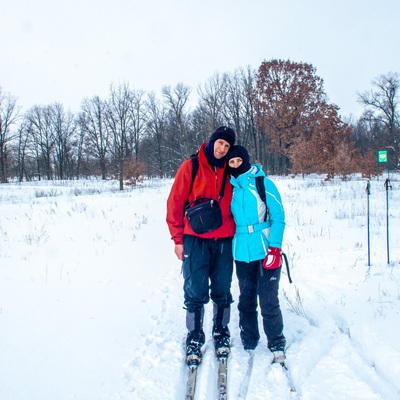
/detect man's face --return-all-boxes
[213,139,231,159]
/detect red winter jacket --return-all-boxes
[166,143,235,245]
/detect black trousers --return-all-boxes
[182,235,233,313]
[235,260,286,352]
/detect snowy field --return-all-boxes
[1,174,400,400]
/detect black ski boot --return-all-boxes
[186,329,205,366]
[213,325,230,358]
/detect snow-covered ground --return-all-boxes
[1,174,399,400]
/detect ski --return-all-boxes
[277,362,298,398]
[185,365,198,400]
[238,350,255,399]
[217,356,228,399]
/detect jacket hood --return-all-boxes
[231,164,265,187]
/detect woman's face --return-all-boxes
[228,157,243,168]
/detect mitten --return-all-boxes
[262,247,282,270]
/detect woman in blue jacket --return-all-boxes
[227,145,286,364]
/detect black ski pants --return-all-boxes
[182,235,233,315]
[235,260,286,352]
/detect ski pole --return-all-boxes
[366,180,371,267]
[282,252,292,284]
[384,178,392,264]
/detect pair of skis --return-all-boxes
[238,351,297,399]
[185,353,297,399]
[185,356,228,400]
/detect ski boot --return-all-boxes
[186,329,205,366]
[213,325,230,358]
[272,350,286,365]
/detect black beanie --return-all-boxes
[209,126,236,147]
[226,145,251,178]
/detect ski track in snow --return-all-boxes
[123,178,400,400]
[1,177,400,399]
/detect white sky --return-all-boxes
[2,0,400,118]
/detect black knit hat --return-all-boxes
[226,145,251,178]
[209,126,236,147]
[226,145,250,165]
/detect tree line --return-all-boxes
[1,59,399,188]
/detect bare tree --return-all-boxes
[197,72,227,131]
[74,118,86,179]
[358,72,400,167]
[51,103,76,179]
[13,121,30,181]
[351,110,387,156]
[128,89,147,162]
[221,71,242,134]
[143,92,168,176]
[105,83,134,190]
[162,83,192,172]
[0,88,20,182]
[223,67,258,153]
[25,105,56,180]
[239,67,259,156]
[79,96,109,179]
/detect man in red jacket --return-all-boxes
[166,126,236,366]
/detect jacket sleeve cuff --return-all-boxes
[173,237,183,245]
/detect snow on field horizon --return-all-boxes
[1,175,400,399]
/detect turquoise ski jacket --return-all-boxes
[230,164,285,263]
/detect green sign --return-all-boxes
[378,150,388,163]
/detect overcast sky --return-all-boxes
[2,0,399,119]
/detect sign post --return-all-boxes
[377,150,392,265]
[377,150,389,179]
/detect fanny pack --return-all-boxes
[185,198,222,234]
[184,164,228,234]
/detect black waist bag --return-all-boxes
[185,197,222,234]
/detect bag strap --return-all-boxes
[188,153,228,203]
[188,154,199,196]
[255,175,269,221]
[218,167,229,202]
